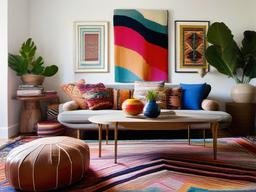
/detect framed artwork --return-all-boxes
[175,20,210,73]
[74,21,108,72]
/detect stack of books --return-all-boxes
[17,85,44,96]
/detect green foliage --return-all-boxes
[8,38,58,77]
[146,90,159,101]
[205,22,256,83]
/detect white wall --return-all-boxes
[0,0,9,138]
[7,0,29,137]
[29,0,256,106]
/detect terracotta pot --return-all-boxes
[21,74,45,85]
[231,83,255,103]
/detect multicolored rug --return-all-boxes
[1,137,256,191]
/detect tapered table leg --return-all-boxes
[188,124,191,145]
[114,123,118,164]
[98,124,102,157]
[203,129,206,147]
[211,122,218,160]
[106,125,109,145]
[77,130,80,139]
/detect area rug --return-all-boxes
[0,137,256,191]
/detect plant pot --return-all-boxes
[21,74,45,85]
[231,83,255,103]
[143,100,160,118]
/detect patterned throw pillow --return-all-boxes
[167,87,182,109]
[113,89,133,110]
[47,104,59,121]
[82,88,113,110]
[60,79,87,109]
[133,81,167,108]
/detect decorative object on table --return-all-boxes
[16,93,59,133]
[175,20,210,73]
[74,21,108,72]
[205,22,256,103]
[37,121,64,136]
[114,9,168,82]
[5,137,90,191]
[180,83,208,110]
[122,98,144,116]
[143,90,161,118]
[17,84,43,96]
[201,99,219,111]
[113,89,133,109]
[226,102,256,136]
[8,38,58,85]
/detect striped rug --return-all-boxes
[0,138,256,191]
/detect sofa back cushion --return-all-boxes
[167,87,182,109]
[113,89,133,110]
[180,83,207,110]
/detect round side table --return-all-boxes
[16,94,59,133]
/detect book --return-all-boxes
[18,84,43,90]
[17,89,43,96]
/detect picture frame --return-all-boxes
[175,20,210,73]
[74,21,108,73]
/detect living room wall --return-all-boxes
[28,0,256,104]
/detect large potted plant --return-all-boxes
[8,38,58,85]
[205,22,256,103]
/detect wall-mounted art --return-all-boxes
[175,20,209,73]
[114,9,168,82]
[74,21,108,72]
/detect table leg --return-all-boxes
[203,129,206,147]
[98,124,102,158]
[211,122,218,160]
[77,130,80,139]
[187,124,191,145]
[106,125,109,145]
[114,122,118,164]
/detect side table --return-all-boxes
[16,94,59,133]
[226,102,256,136]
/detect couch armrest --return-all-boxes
[59,101,79,112]
[201,99,220,111]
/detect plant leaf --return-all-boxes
[8,54,28,76]
[241,31,256,58]
[42,65,58,77]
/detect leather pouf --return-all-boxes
[5,136,90,191]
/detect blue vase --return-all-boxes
[143,100,160,118]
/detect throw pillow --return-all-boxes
[47,104,59,121]
[113,89,133,110]
[180,83,207,110]
[82,88,113,110]
[167,87,182,109]
[133,81,166,104]
[63,101,79,111]
[60,79,87,109]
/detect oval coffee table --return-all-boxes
[89,110,226,163]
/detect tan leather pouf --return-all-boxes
[5,136,90,191]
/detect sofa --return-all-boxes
[58,83,232,131]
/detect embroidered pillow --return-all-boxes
[60,79,87,109]
[82,88,113,110]
[167,87,182,109]
[113,89,133,110]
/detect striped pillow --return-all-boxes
[37,121,64,136]
[167,87,182,109]
[113,89,133,110]
[47,104,59,121]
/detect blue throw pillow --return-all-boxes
[180,83,207,110]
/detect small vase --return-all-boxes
[143,100,160,118]
[231,83,255,103]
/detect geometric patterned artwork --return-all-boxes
[175,20,209,73]
[114,9,168,82]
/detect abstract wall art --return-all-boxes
[74,21,108,72]
[175,20,209,73]
[114,9,168,82]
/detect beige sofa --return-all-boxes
[58,83,232,130]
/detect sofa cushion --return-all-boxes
[83,88,113,110]
[61,79,87,109]
[180,83,206,110]
[58,109,122,123]
[113,89,133,110]
[167,87,182,109]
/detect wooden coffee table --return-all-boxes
[88,111,223,163]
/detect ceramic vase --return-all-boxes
[122,99,144,116]
[143,100,160,118]
[231,83,255,103]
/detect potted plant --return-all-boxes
[143,90,161,118]
[8,38,58,85]
[205,22,256,103]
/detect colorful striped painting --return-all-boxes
[114,9,168,82]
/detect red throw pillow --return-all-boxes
[82,88,113,110]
